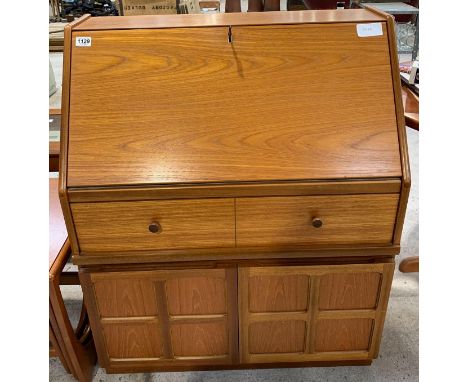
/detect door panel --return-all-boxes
[314,318,374,352]
[249,321,306,354]
[318,272,382,310]
[171,322,229,357]
[249,274,309,313]
[89,268,237,367]
[102,322,164,359]
[93,278,158,317]
[166,274,227,315]
[239,262,394,363]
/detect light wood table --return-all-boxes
[49,109,61,172]
[49,176,96,381]
[399,82,419,273]
[401,84,419,131]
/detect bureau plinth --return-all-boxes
[59,9,410,373]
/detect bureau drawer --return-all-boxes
[71,199,235,252]
[236,194,399,247]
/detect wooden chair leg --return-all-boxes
[60,271,80,285]
[75,301,88,340]
[225,0,241,12]
[50,304,76,376]
[248,0,264,11]
[50,278,96,381]
[49,322,72,374]
[399,256,419,273]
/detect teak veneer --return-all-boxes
[60,10,410,375]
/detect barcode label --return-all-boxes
[356,23,383,37]
[76,37,92,47]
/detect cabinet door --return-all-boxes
[83,268,238,370]
[238,262,394,363]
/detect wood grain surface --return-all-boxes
[71,198,235,252]
[225,0,241,13]
[371,8,411,245]
[63,12,407,371]
[93,278,159,317]
[67,179,402,203]
[171,322,228,357]
[86,268,236,364]
[249,275,309,313]
[239,262,394,363]
[49,177,68,268]
[249,320,306,354]
[314,318,373,352]
[59,15,91,256]
[236,194,399,247]
[399,257,419,273]
[73,10,386,31]
[68,22,400,187]
[166,275,227,315]
[402,84,419,130]
[102,322,164,359]
[318,272,381,310]
[73,245,401,266]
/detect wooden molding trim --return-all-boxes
[67,179,401,202]
[365,6,411,246]
[73,245,400,266]
[59,15,91,255]
[73,10,386,31]
[49,108,62,115]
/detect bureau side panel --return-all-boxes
[58,15,92,255]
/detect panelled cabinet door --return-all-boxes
[238,263,394,363]
[84,268,238,369]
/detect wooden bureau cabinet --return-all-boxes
[59,9,409,374]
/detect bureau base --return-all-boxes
[104,360,373,374]
[80,259,394,373]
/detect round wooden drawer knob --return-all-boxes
[312,217,323,228]
[148,222,162,234]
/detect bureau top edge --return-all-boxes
[72,10,387,31]
[66,177,402,191]
[65,178,402,203]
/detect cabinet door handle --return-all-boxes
[312,217,323,228]
[148,222,162,234]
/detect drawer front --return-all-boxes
[238,262,394,363]
[236,194,399,247]
[71,198,235,252]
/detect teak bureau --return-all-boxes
[59,9,410,374]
